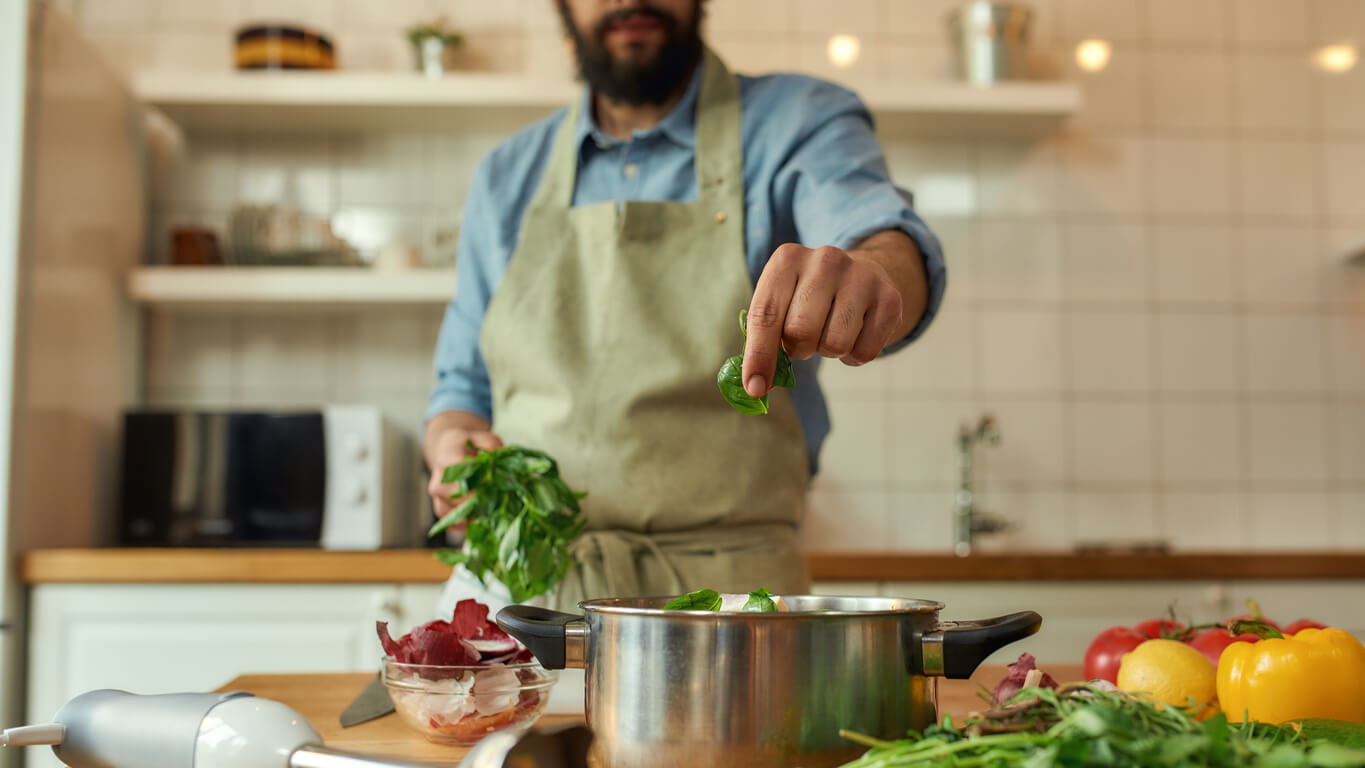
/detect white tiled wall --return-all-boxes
[67,0,1365,553]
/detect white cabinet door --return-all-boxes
[26,583,402,768]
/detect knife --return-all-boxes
[339,673,394,728]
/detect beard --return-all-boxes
[558,2,704,106]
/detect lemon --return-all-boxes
[1117,638,1218,718]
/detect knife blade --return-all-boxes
[339,673,394,728]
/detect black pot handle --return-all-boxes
[496,605,587,671]
[922,610,1042,679]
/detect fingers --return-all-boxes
[816,282,869,361]
[843,282,903,365]
[428,430,502,522]
[750,243,905,383]
[428,473,456,518]
[782,246,843,360]
[742,245,800,397]
[466,431,504,454]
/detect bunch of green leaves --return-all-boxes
[717,309,795,415]
[663,587,778,612]
[429,443,587,603]
[838,684,1365,768]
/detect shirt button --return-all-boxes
[623,162,640,179]
[714,211,728,224]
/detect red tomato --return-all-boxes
[1188,627,1260,668]
[1134,618,1186,639]
[1228,613,1281,631]
[1083,626,1148,683]
[1284,619,1328,635]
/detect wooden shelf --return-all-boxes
[126,266,455,309]
[21,548,1365,585]
[133,70,1080,137]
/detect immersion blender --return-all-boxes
[0,689,587,768]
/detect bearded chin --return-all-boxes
[561,4,705,106]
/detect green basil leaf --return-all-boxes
[530,478,560,516]
[717,354,768,415]
[773,349,795,389]
[427,492,480,537]
[721,309,794,413]
[664,588,723,611]
[433,548,468,567]
[439,459,480,486]
[743,588,778,612]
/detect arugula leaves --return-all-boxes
[717,309,796,415]
[430,443,587,604]
[838,684,1365,768]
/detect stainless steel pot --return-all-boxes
[498,596,1041,768]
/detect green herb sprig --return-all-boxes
[429,443,587,604]
[838,684,1365,768]
[718,309,795,415]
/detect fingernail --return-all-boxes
[747,375,766,396]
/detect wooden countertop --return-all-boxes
[20,548,1365,585]
[219,663,1075,765]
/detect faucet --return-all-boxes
[954,413,1009,557]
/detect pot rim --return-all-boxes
[575,595,947,618]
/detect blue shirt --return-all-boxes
[428,66,948,474]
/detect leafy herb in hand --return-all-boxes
[718,309,796,415]
[429,443,587,604]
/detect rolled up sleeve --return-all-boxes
[426,159,500,424]
[776,83,947,350]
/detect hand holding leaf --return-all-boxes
[718,309,795,415]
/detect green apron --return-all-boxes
[478,50,811,609]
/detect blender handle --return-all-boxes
[496,605,588,670]
[921,611,1042,679]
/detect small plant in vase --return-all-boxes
[407,16,463,78]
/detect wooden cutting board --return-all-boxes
[218,664,1085,765]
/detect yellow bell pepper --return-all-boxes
[1217,627,1365,724]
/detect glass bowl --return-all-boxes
[381,656,559,745]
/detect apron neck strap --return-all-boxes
[535,48,742,209]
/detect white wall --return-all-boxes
[65,0,1365,553]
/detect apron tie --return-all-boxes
[567,529,687,599]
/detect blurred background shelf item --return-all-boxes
[227,204,357,267]
[234,24,336,71]
[132,71,1081,138]
[125,266,456,309]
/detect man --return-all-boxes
[426,0,946,611]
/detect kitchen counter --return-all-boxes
[20,548,1365,584]
[218,663,1077,765]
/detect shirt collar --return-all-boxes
[574,61,703,153]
